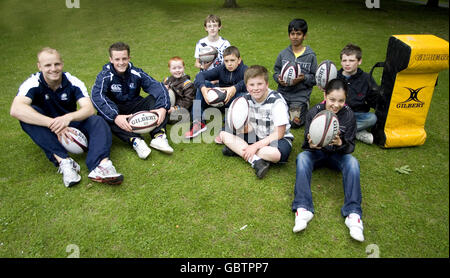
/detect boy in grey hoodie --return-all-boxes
[273,18,318,128]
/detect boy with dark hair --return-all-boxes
[91,42,173,160]
[185,46,248,139]
[219,65,293,179]
[194,14,231,72]
[273,18,318,128]
[337,43,379,144]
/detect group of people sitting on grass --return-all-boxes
[11,16,381,242]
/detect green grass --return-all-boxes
[0,0,448,258]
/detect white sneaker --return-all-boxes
[356,130,373,144]
[345,213,365,242]
[293,208,314,233]
[132,137,151,159]
[57,158,81,187]
[150,133,174,154]
[88,159,124,185]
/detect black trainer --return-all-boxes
[222,146,237,156]
[253,159,270,179]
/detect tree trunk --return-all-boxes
[426,0,439,7]
[223,0,238,8]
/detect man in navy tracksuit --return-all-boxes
[10,47,124,187]
[91,42,173,160]
[185,46,248,140]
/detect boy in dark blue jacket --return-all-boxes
[185,46,248,140]
[91,42,173,159]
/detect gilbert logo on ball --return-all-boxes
[128,111,159,134]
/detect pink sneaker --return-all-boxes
[185,121,207,139]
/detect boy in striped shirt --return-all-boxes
[218,65,293,179]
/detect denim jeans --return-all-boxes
[291,150,363,218]
[354,112,377,132]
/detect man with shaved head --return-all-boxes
[10,47,124,187]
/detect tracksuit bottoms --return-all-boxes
[20,105,112,172]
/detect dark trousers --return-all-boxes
[109,95,169,145]
[20,106,112,171]
[191,81,246,124]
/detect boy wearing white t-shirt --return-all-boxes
[194,14,231,72]
[219,65,294,179]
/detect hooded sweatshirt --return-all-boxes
[273,45,318,105]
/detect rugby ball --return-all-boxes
[59,127,88,154]
[206,88,227,107]
[128,111,159,134]
[280,61,301,86]
[199,45,218,63]
[168,88,176,107]
[315,60,337,89]
[226,96,249,131]
[309,110,339,147]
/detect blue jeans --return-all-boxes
[291,150,363,218]
[354,112,377,132]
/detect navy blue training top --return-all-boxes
[17,72,89,118]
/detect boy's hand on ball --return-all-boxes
[277,75,288,86]
[292,74,305,85]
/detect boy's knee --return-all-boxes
[369,113,377,126]
[272,150,282,163]
[345,155,360,171]
[296,152,308,164]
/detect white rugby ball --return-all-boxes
[206,88,227,107]
[128,111,159,134]
[168,88,176,107]
[199,45,218,63]
[280,61,301,86]
[59,127,88,154]
[226,96,249,131]
[315,60,337,89]
[309,110,339,147]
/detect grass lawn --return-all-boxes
[0,0,448,258]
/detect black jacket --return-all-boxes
[302,102,356,154]
[337,68,379,113]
